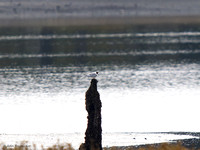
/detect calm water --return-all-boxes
[0,24,200,147]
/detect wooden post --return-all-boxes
[79,79,102,150]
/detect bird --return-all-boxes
[87,72,98,78]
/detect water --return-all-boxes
[0,24,200,147]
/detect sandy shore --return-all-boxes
[106,132,200,150]
[0,0,200,27]
[106,133,200,150]
[113,138,200,150]
[1,132,199,149]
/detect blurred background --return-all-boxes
[0,0,200,148]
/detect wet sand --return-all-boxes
[114,138,200,150]
[105,132,200,150]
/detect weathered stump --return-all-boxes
[79,79,102,150]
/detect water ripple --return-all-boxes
[0,49,199,59]
[0,32,200,41]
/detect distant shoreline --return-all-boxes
[1,15,200,27]
[1,0,200,27]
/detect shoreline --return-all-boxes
[1,0,200,27]
[0,132,199,149]
[1,137,200,150]
[111,138,200,150]
[105,132,200,150]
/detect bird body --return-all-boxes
[87,72,98,78]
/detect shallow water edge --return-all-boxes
[0,132,199,149]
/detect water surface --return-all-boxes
[0,24,200,147]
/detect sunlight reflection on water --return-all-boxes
[0,26,200,147]
[0,62,200,134]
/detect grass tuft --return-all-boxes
[1,141,199,150]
